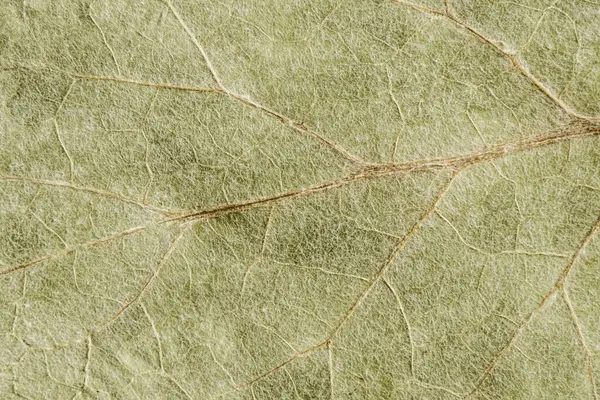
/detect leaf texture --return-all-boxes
[1,0,600,398]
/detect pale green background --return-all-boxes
[1,0,600,398]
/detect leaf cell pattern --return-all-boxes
[1,0,600,399]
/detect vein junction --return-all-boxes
[2,122,599,277]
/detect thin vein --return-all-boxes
[53,120,75,183]
[101,226,188,329]
[498,250,568,258]
[73,73,222,93]
[327,171,459,339]
[283,368,301,398]
[164,0,223,88]
[73,69,367,164]
[466,215,600,396]
[235,341,329,390]
[436,210,491,256]
[141,91,158,203]
[390,0,596,121]
[170,125,600,224]
[518,0,558,51]
[31,212,68,248]
[2,126,598,278]
[241,207,274,300]
[222,91,368,165]
[412,379,463,398]
[563,288,599,400]
[17,61,592,162]
[467,108,488,147]
[165,373,194,400]
[55,79,76,116]
[253,321,298,353]
[386,66,406,163]
[231,171,459,392]
[383,277,416,378]
[141,303,165,373]
[0,225,146,277]
[108,0,369,165]
[208,345,237,386]
[53,79,77,183]
[88,9,121,75]
[276,261,370,282]
[0,175,175,215]
[328,341,335,400]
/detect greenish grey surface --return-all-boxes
[1,0,600,398]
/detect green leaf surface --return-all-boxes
[1,0,600,398]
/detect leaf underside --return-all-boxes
[1,0,600,399]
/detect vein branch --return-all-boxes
[141,303,165,373]
[2,125,598,279]
[72,73,223,93]
[17,60,597,164]
[53,120,75,183]
[0,175,175,215]
[466,215,600,396]
[54,79,77,182]
[164,0,223,88]
[88,7,122,75]
[235,341,329,391]
[216,126,600,393]
[101,225,189,329]
[76,69,367,164]
[327,170,459,339]
[563,287,599,400]
[0,225,146,277]
[170,124,600,224]
[390,0,596,121]
[229,170,459,392]
[159,2,368,165]
[383,277,416,378]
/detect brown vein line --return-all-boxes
[168,178,351,223]
[0,173,396,278]
[170,126,600,223]
[100,225,189,330]
[71,73,223,94]
[223,91,369,165]
[235,341,329,391]
[43,66,600,166]
[212,127,599,394]
[0,175,175,215]
[2,127,598,278]
[390,0,595,121]
[563,288,599,400]
[229,171,459,393]
[466,215,600,397]
[386,126,600,172]
[327,170,459,339]
[72,70,367,165]
[162,0,367,165]
[0,226,145,277]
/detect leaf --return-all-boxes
[1,0,600,398]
